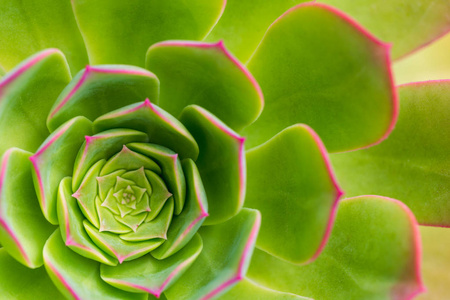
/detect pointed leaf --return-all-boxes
[321,0,450,59]
[246,124,342,264]
[31,117,93,225]
[127,143,186,215]
[331,81,450,225]
[47,65,159,131]
[165,208,261,300]
[84,221,164,264]
[144,171,172,221]
[0,49,71,157]
[57,177,117,266]
[0,248,64,299]
[94,100,199,160]
[180,105,246,225]
[152,159,208,260]
[243,3,397,152]
[72,0,225,66]
[248,196,424,300]
[0,0,88,75]
[146,41,263,132]
[101,145,161,176]
[205,0,308,62]
[0,148,55,268]
[72,128,148,190]
[101,233,202,297]
[43,229,147,300]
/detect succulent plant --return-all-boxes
[0,1,448,300]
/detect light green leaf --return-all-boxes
[31,117,93,225]
[248,196,424,300]
[331,81,450,225]
[94,100,199,160]
[47,65,159,132]
[320,0,450,59]
[43,229,147,300]
[0,248,64,299]
[205,0,308,62]
[243,3,396,152]
[0,148,55,268]
[180,105,245,225]
[0,49,71,157]
[246,124,342,264]
[101,233,202,298]
[146,40,263,132]
[101,145,161,176]
[57,177,118,266]
[165,208,261,300]
[72,0,225,66]
[0,0,88,75]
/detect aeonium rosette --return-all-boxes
[0,44,262,299]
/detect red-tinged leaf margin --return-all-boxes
[249,2,399,153]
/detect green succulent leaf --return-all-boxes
[146,40,263,132]
[101,233,202,297]
[0,0,88,75]
[47,65,159,132]
[57,177,118,266]
[93,100,199,160]
[152,159,208,260]
[31,117,93,225]
[419,226,450,299]
[72,128,148,191]
[72,0,225,66]
[43,229,147,300]
[127,143,186,215]
[0,148,55,268]
[246,124,342,264]
[331,81,450,225]
[0,248,64,299]
[223,278,310,300]
[248,196,424,300]
[180,105,245,225]
[242,3,396,153]
[320,0,450,59]
[165,208,261,300]
[205,0,308,62]
[0,49,71,157]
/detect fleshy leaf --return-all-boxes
[165,208,261,300]
[57,177,118,266]
[101,233,202,297]
[47,65,159,132]
[248,196,424,300]
[418,226,450,299]
[331,81,450,225]
[223,278,309,300]
[0,0,88,75]
[101,145,161,176]
[152,159,208,260]
[246,124,342,264]
[31,117,93,225]
[205,0,308,62]
[84,221,164,264]
[144,171,173,221]
[0,148,55,268]
[127,143,185,215]
[146,40,263,132]
[180,105,245,225]
[243,3,396,152]
[121,198,174,242]
[72,160,106,228]
[320,0,450,59]
[43,229,147,300]
[72,0,225,66]
[72,128,148,191]
[93,100,199,160]
[0,248,64,299]
[0,49,71,157]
